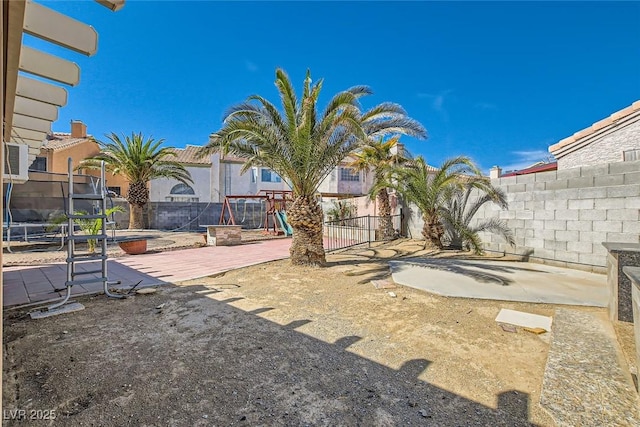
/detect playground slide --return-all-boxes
[276,210,293,236]
[280,211,294,235]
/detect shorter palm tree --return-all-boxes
[392,156,481,249]
[348,136,411,240]
[80,133,193,229]
[325,200,357,226]
[440,178,515,254]
[50,206,124,253]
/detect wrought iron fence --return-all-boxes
[324,213,402,252]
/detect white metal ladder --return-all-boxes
[47,158,124,310]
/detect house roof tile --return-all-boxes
[42,133,94,151]
[549,100,640,158]
[167,145,211,165]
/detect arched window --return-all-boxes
[166,183,198,202]
[170,183,195,195]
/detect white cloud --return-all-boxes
[245,60,258,72]
[416,90,452,112]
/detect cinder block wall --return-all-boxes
[111,201,277,231]
[470,160,640,272]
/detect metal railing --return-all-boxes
[324,213,402,252]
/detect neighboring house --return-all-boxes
[549,100,640,169]
[208,153,375,202]
[208,152,290,202]
[149,146,214,203]
[202,133,383,201]
[151,138,408,203]
[34,120,129,196]
[316,156,375,198]
[490,161,557,179]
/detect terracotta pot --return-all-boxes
[118,239,147,255]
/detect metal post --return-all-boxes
[367,214,371,248]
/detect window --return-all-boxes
[623,149,640,161]
[251,167,258,183]
[261,169,281,183]
[167,183,198,202]
[170,183,195,195]
[339,167,360,182]
[30,156,47,172]
[107,186,121,197]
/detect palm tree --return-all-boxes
[392,156,482,249]
[325,200,357,225]
[440,178,515,254]
[353,103,427,240]
[348,136,412,240]
[79,133,193,229]
[199,68,371,265]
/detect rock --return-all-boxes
[419,409,430,418]
[388,292,397,298]
[136,287,156,295]
[371,280,396,289]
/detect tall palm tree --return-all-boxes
[392,156,482,249]
[79,132,193,229]
[440,177,515,254]
[199,68,371,265]
[348,136,411,240]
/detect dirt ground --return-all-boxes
[2,237,612,426]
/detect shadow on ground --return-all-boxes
[3,283,539,426]
[389,257,553,287]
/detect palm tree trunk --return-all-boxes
[422,213,444,249]
[377,188,395,241]
[129,204,145,229]
[127,181,149,230]
[287,196,326,266]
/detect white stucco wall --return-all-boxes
[316,166,375,195]
[557,118,640,169]
[218,162,290,200]
[149,165,213,203]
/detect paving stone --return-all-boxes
[541,309,640,427]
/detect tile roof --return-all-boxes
[220,153,248,163]
[501,162,557,177]
[549,100,640,158]
[41,133,95,151]
[167,145,211,165]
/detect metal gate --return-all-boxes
[324,213,402,252]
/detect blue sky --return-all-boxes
[30,1,640,173]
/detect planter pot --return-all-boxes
[118,239,147,255]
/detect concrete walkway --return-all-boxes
[540,309,639,426]
[390,258,609,307]
[3,239,292,308]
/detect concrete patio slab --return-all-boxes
[390,258,608,306]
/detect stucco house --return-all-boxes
[148,146,214,203]
[209,153,290,202]
[549,100,640,169]
[33,120,129,195]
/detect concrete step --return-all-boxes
[540,308,640,426]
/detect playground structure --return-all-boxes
[219,190,293,236]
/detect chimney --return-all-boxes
[489,166,502,179]
[71,120,87,138]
